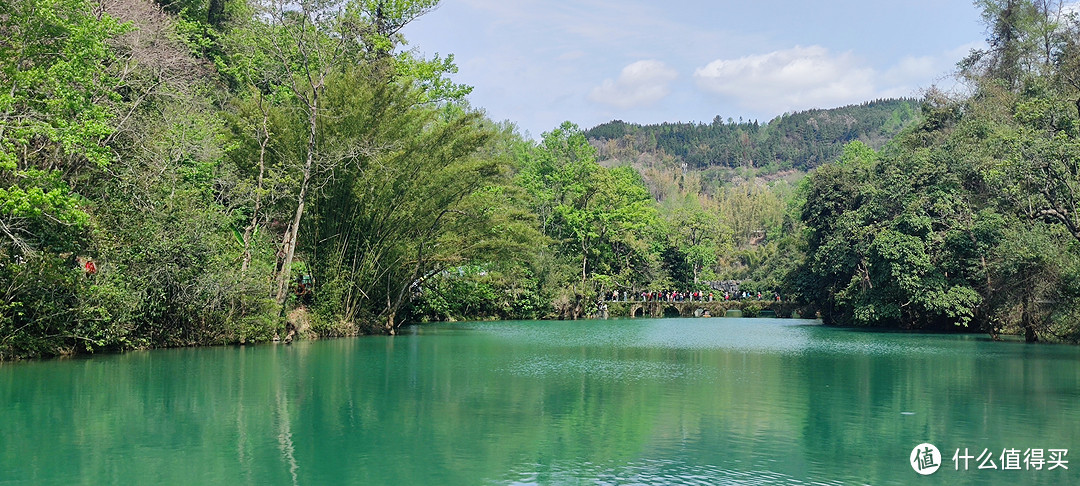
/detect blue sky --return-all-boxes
[401,0,990,137]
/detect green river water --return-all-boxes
[2,317,1079,485]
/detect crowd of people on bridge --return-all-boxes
[604,290,783,303]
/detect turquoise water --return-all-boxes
[2,318,1079,485]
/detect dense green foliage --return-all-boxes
[0,0,505,358]
[794,0,1080,342]
[4,0,1079,359]
[585,99,920,172]
[0,0,281,359]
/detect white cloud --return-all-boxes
[692,43,987,116]
[693,46,877,114]
[589,60,679,109]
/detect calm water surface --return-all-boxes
[2,318,1079,485]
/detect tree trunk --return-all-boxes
[242,99,269,273]
[1022,294,1038,342]
[275,98,318,305]
[581,251,587,289]
[275,184,307,304]
[580,236,589,292]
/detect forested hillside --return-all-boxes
[585,99,920,172]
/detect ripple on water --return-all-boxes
[500,356,704,382]
[503,458,848,486]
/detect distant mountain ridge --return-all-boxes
[585,98,921,172]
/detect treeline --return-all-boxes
[794,0,1080,342]
[585,99,920,172]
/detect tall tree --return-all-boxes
[519,122,659,308]
[306,71,501,332]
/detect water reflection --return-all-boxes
[1,318,1079,485]
[276,386,299,486]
